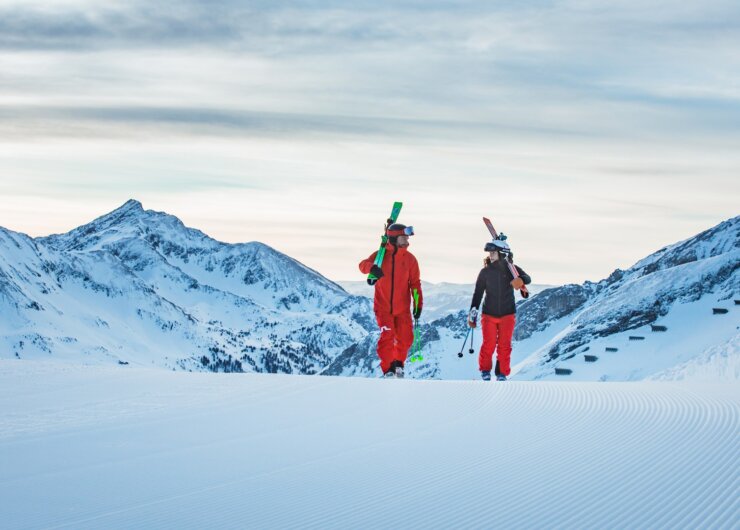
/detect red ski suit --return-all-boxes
[359,244,423,374]
[479,314,515,375]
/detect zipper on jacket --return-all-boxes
[390,247,397,314]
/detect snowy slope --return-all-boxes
[40,199,350,313]
[0,200,372,373]
[1,360,737,529]
[512,215,739,381]
[328,216,739,381]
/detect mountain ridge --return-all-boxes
[1,200,370,373]
[2,202,737,381]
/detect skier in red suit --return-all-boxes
[359,224,423,378]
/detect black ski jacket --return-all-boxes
[471,260,531,317]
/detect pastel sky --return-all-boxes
[0,0,738,284]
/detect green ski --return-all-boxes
[366,201,403,286]
[409,288,424,362]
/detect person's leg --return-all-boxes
[478,314,499,373]
[375,312,396,374]
[495,314,516,376]
[393,312,415,366]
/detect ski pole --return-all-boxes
[457,327,471,358]
[410,318,424,362]
[409,290,424,362]
[469,326,475,354]
[416,319,423,361]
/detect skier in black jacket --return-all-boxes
[469,239,531,381]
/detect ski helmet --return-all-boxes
[484,239,511,254]
[386,223,414,244]
[386,223,414,237]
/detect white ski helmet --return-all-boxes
[484,239,511,254]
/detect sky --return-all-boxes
[0,0,738,285]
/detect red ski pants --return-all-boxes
[478,313,516,376]
[375,311,414,374]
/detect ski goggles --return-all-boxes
[485,240,511,253]
[387,226,414,237]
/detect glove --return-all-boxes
[370,265,384,279]
[511,277,524,289]
[468,308,478,328]
[413,305,422,319]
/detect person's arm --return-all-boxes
[471,269,486,309]
[359,251,379,275]
[468,269,486,327]
[409,256,423,318]
[514,265,531,285]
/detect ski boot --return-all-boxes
[496,374,507,381]
[393,360,405,379]
[481,371,491,381]
[385,361,404,379]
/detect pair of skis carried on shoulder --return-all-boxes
[366,201,403,286]
[482,216,529,299]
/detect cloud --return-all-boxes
[1,0,737,146]
[0,0,738,283]
[0,3,238,50]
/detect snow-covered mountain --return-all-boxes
[328,216,739,381]
[2,202,736,381]
[0,200,372,373]
[512,215,739,381]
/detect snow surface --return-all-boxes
[512,295,740,382]
[649,331,740,382]
[1,360,738,529]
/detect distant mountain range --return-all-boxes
[0,200,371,373]
[1,200,737,381]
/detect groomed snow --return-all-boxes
[1,361,738,529]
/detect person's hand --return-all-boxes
[413,305,422,319]
[511,277,524,289]
[370,265,384,279]
[468,308,478,328]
